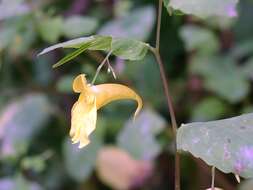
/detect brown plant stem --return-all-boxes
[211,166,215,190]
[151,0,181,189]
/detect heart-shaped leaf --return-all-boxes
[63,16,98,38]
[117,108,166,160]
[0,94,52,157]
[177,113,253,178]
[190,55,250,103]
[38,16,63,43]
[180,25,219,54]
[191,97,228,122]
[63,118,105,182]
[98,6,155,41]
[164,0,239,18]
[112,38,149,61]
[63,137,102,182]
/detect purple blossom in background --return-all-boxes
[0,0,30,20]
[226,4,237,17]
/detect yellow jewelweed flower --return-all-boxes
[71,74,143,148]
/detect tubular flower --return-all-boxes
[71,74,143,148]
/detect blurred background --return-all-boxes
[1,0,253,189]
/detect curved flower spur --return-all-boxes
[71,74,143,148]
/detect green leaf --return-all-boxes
[241,57,253,79]
[38,16,63,43]
[165,0,239,18]
[190,55,250,103]
[56,75,75,93]
[34,56,53,86]
[180,25,219,54]
[234,0,253,42]
[191,97,228,122]
[112,38,149,60]
[38,35,112,56]
[231,40,253,59]
[241,106,253,114]
[21,156,46,173]
[38,35,149,65]
[38,36,94,55]
[163,0,172,14]
[117,108,166,160]
[0,94,52,157]
[0,26,16,50]
[63,118,105,182]
[98,6,155,41]
[0,56,2,69]
[9,19,36,56]
[63,16,98,38]
[177,113,253,178]
[52,42,93,68]
[63,138,101,182]
[88,35,112,51]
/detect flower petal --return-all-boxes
[91,84,143,118]
[70,97,97,148]
[73,74,88,93]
